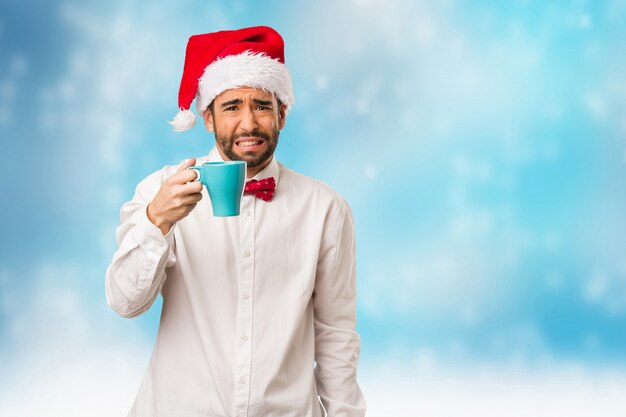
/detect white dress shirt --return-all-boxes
[105,147,366,417]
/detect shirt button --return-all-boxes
[241,334,249,342]
[239,376,247,384]
[243,249,251,257]
[242,293,250,300]
[245,209,251,217]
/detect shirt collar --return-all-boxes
[205,146,280,185]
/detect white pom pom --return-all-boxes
[169,109,196,132]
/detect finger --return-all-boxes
[180,180,203,193]
[175,158,197,173]
[173,180,202,197]
[170,167,200,185]
[181,192,203,205]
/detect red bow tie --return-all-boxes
[244,177,276,202]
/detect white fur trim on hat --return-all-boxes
[195,51,295,115]
[168,108,196,132]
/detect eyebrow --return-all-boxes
[219,98,274,108]
[220,99,242,108]
[253,98,273,106]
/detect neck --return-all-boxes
[245,157,272,178]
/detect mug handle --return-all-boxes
[186,166,202,182]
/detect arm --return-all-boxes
[105,159,202,317]
[313,199,366,416]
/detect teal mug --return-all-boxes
[187,161,246,217]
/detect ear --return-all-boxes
[203,108,215,132]
[278,103,287,130]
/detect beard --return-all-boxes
[215,127,280,168]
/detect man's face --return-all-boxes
[203,87,286,169]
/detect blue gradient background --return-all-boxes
[1,0,625,415]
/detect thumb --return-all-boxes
[176,158,197,172]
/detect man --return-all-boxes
[106,26,366,417]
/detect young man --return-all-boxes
[106,26,366,417]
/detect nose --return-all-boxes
[239,105,259,132]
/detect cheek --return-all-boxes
[216,119,238,134]
[262,116,280,131]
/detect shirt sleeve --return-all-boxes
[313,198,367,416]
[105,168,177,318]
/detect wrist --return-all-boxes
[146,204,171,235]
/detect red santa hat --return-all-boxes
[169,26,295,132]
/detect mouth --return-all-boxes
[235,137,266,151]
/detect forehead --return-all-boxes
[213,87,276,103]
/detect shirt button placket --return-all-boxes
[234,196,255,417]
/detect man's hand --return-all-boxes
[147,158,203,235]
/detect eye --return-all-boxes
[256,105,271,111]
[224,106,238,111]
